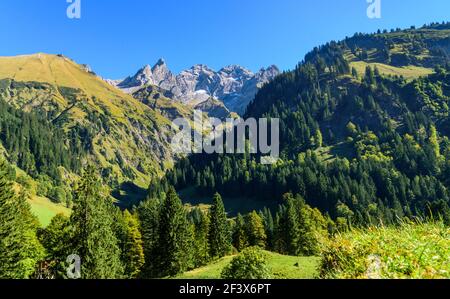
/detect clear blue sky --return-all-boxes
[0,0,448,79]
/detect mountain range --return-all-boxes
[108,59,280,115]
[0,23,449,213]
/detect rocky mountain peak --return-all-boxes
[219,65,253,79]
[113,59,279,115]
[254,65,280,86]
[117,64,154,90]
[151,58,174,87]
[154,58,166,67]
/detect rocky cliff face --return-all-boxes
[112,60,280,115]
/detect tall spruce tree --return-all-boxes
[157,187,191,277]
[208,193,231,258]
[233,213,249,252]
[191,208,210,267]
[261,208,274,250]
[0,159,44,279]
[137,198,161,278]
[69,166,123,279]
[274,194,300,255]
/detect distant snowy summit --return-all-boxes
[109,59,280,115]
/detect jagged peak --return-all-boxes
[155,58,166,65]
[191,63,211,69]
[152,58,168,71]
[220,65,253,76]
[139,64,151,73]
[135,64,153,78]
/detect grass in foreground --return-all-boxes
[176,251,320,279]
[320,222,450,279]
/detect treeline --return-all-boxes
[0,159,331,278]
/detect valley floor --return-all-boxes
[176,251,320,279]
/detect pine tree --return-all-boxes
[137,198,160,278]
[315,129,323,148]
[69,166,124,279]
[279,195,301,255]
[191,208,210,267]
[157,187,191,277]
[208,193,231,259]
[245,211,267,248]
[274,194,300,255]
[261,208,274,250]
[0,159,44,279]
[233,213,249,251]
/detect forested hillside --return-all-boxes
[1,23,450,280]
[153,23,450,226]
[0,54,182,208]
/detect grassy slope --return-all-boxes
[0,53,175,191]
[11,166,71,227]
[177,251,320,279]
[320,222,450,279]
[28,195,71,227]
[350,61,434,80]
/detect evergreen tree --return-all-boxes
[137,198,160,278]
[261,208,275,250]
[191,208,210,267]
[274,194,304,255]
[0,159,44,279]
[232,213,249,251]
[38,214,71,278]
[285,195,301,255]
[315,129,323,148]
[157,187,191,277]
[69,166,124,279]
[208,193,231,259]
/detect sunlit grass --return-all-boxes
[320,222,450,279]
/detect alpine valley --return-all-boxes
[1,22,449,280]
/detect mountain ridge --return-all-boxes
[110,59,280,115]
[0,53,177,191]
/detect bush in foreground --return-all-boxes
[221,247,271,279]
[320,222,450,279]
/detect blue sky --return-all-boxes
[0,0,449,79]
